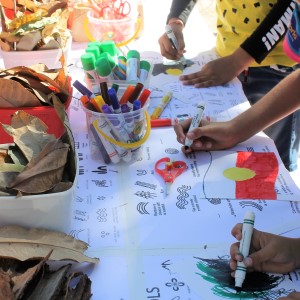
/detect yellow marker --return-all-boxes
[94,95,106,112]
[151,92,173,120]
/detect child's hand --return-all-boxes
[173,119,239,153]
[230,223,300,275]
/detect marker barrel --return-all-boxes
[150,92,173,120]
[184,103,205,149]
[235,211,255,289]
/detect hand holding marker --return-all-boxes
[184,103,205,150]
[165,25,187,68]
[235,211,255,291]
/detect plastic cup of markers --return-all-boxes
[82,101,151,164]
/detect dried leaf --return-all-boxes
[26,263,71,300]
[12,251,52,299]
[1,111,56,161]
[65,273,92,300]
[0,226,99,263]
[0,78,40,107]
[8,139,69,194]
[2,66,70,104]
[0,269,14,300]
[0,172,19,194]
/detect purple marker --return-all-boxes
[73,80,94,99]
[102,104,133,145]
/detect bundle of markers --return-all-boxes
[80,41,151,95]
[73,79,152,164]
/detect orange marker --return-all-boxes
[119,85,135,105]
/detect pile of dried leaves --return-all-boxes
[0,0,71,52]
[0,225,99,299]
[0,63,75,196]
[0,64,70,108]
[0,108,76,196]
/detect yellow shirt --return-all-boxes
[215,0,296,67]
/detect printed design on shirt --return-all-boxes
[217,0,287,44]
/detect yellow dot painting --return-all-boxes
[223,167,256,181]
[165,68,182,76]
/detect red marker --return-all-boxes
[138,88,151,107]
[150,116,190,127]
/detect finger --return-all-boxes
[230,242,242,261]
[158,36,177,60]
[194,80,217,88]
[192,138,212,150]
[229,258,237,271]
[231,223,243,240]
[173,124,187,144]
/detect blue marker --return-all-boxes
[108,88,121,113]
[133,99,141,111]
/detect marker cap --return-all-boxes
[81,53,96,71]
[140,60,150,71]
[127,50,140,60]
[88,41,102,50]
[86,45,101,60]
[100,40,119,56]
[95,56,113,77]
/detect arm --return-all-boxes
[158,0,196,60]
[174,69,300,152]
[241,0,294,64]
[166,0,197,26]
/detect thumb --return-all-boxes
[245,246,272,271]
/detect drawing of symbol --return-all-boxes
[207,198,221,205]
[137,169,147,176]
[135,191,157,199]
[161,259,171,274]
[239,201,263,211]
[137,202,149,214]
[69,229,85,239]
[101,231,110,238]
[165,278,185,291]
[79,166,85,175]
[165,148,179,154]
[92,180,108,187]
[76,196,84,203]
[246,146,254,152]
[78,152,83,161]
[135,181,157,190]
[96,208,107,222]
[75,210,87,217]
[92,166,108,174]
[176,185,191,209]
[97,196,106,201]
